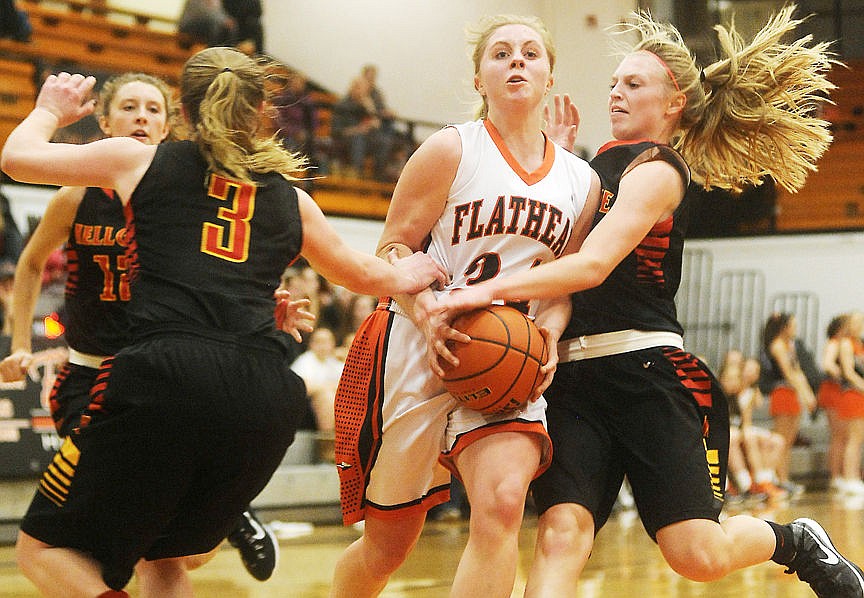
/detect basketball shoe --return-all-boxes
[227,509,279,581]
[782,518,864,597]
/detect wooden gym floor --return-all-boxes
[1,489,863,597]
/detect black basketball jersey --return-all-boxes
[124,141,302,348]
[63,187,132,355]
[562,140,693,339]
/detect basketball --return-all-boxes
[441,304,548,415]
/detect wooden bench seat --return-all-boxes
[0,58,36,145]
[0,1,197,84]
[775,140,864,231]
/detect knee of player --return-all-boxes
[15,532,44,579]
[536,505,595,557]
[362,535,414,575]
[663,543,730,582]
[474,480,530,526]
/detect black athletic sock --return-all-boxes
[767,520,797,565]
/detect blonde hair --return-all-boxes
[97,72,182,141]
[467,14,556,120]
[180,47,307,183]
[612,5,836,193]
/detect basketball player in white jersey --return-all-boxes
[330,14,600,598]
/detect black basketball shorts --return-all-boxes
[532,345,729,540]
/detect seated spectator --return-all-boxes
[720,350,787,502]
[179,0,236,48]
[271,69,329,175]
[331,70,394,180]
[738,357,788,500]
[342,293,376,342]
[359,64,396,132]
[223,0,263,55]
[0,0,30,42]
[0,186,24,272]
[290,327,344,434]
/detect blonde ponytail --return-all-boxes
[181,47,307,184]
[613,5,837,193]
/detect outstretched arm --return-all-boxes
[297,188,447,297]
[0,186,83,382]
[436,159,684,319]
[1,72,154,202]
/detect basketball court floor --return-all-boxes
[2,489,863,597]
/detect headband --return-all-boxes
[641,50,680,92]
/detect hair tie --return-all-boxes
[222,67,233,74]
[641,50,681,92]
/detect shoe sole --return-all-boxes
[234,511,281,581]
[794,517,864,595]
[264,522,280,579]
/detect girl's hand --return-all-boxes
[530,326,559,401]
[413,292,470,377]
[543,94,580,152]
[391,251,448,294]
[274,289,316,343]
[36,73,98,128]
[436,286,496,324]
[0,350,33,383]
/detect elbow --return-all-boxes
[0,152,16,180]
[579,257,611,291]
[1,151,28,183]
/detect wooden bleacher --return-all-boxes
[775,59,864,232]
[0,58,36,149]
[0,0,197,85]
[0,2,427,221]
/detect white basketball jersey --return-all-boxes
[427,119,593,315]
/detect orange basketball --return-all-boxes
[441,305,548,415]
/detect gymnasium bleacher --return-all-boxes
[774,59,864,232]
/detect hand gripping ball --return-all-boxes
[441,304,547,415]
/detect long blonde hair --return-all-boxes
[180,47,307,183]
[467,14,556,120]
[612,5,836,193]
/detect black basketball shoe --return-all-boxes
[783,518,864,597]
[227,509,279,581]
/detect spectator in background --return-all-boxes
[0,186,24,272]
[223,0,263,55]
[342,293,375,341]
[0,0,31,42]
[820,314,848,492]
[271,69,328,175]
[358,64,395,133]
[178,0,236,48]
[358,64,412,182]
[760,313,817,497]
[331,71,394,180]
[290,327,344,433]
[835,311,864,496]
[721,350,786,502]
[738,356,788,500]
[0,261,14,333]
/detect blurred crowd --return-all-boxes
[716,311,864,508]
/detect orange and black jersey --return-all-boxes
[563,140,693,339]
[63,187,132,355]
[123,141,302,349]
